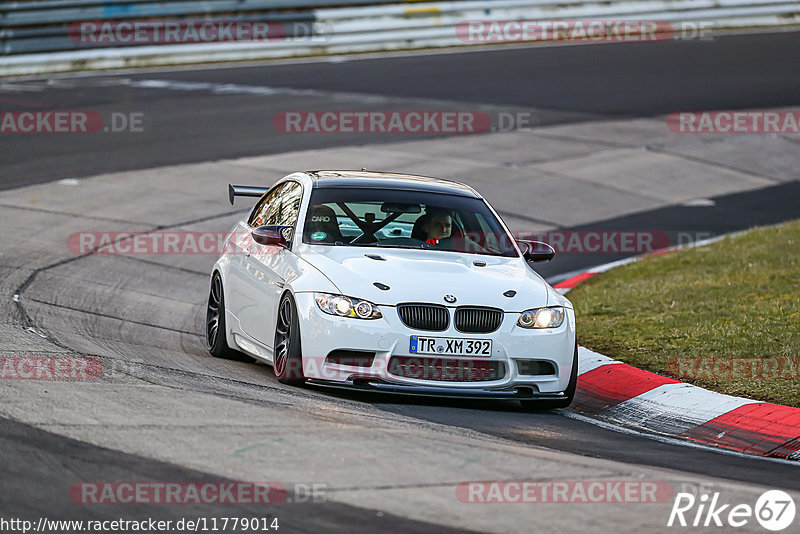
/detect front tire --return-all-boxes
[273,293,305,385]
[520,342,578,411]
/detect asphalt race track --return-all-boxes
[2,30,800,532]
[2,31,800,189]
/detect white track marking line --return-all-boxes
[126,78,392,104]
[0,83,45,92]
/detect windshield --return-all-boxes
[301,187,518,257]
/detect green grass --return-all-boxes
[568,220,800,407]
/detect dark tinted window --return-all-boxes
[248,184,283,228]
[265,181,302,227]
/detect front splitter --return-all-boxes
[306,379,565,401]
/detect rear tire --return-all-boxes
[206,272,252,362]
[520,342,578,411]
[273,293,305,385]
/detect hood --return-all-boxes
[298,244,550,311]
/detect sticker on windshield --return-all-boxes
[311,231,327,241]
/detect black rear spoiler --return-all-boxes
[229,184,268,205]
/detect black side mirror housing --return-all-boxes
[519,240,556,262]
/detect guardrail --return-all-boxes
[0,0,381,54]
[1,0,799,76]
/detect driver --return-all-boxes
[422,208,452,245]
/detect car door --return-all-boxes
[226,183,284,337]
[239,181,303,348]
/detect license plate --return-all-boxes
[409,336,492,357]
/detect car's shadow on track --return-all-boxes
[303,382,561,414]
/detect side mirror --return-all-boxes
[252,225,291,247]
[519,240,556,262]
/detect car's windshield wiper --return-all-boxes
[329,242,424,249]
[374,243,429,249]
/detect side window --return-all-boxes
[265,181,303,227]
[248,185,283,228]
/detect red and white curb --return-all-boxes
[553,235,800,461]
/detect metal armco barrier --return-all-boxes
[1,0,799,76]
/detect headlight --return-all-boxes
[517,306,565,329]
[314,293,382,320]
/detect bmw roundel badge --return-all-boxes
[444,294,457,303]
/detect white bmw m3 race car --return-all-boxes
[206,170,577,409]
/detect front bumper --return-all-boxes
[294,292,576,394]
